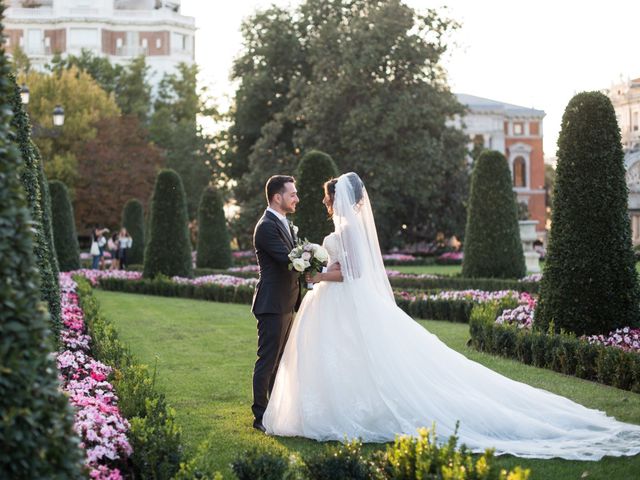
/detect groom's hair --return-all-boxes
[266,175,295,203]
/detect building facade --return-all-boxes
[609,77,640,244]
[452,93,547,240]
[4,0,195,85]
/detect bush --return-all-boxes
[295,150,339,244]
[462,150,525,279]
[0,25,84,476]
[10,73,62,332]
[389,276,538,294]
[305,440,376,480]
[49,180,81,271]
[536,92,640,335]
[196,185,232,269]
[144,169,193,278]
[122,198,145,265]
[232,448,290,480]
[76,277,184,478]
[469,303,640,393]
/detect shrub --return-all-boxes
[305,440,376,480]
[462,150,525,279]
[0,20,84,476]
[536,92,640,335]
[144,169,193,278]
[295,150,339,243]
[231,448,289,480]
[122,198,145,265]
[49,180,81,271]
[196,185,232,269]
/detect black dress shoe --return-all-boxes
[253,421,266,433]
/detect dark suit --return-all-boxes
[251,210,302,426]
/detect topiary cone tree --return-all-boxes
[49,180,81,271]
[143,169,193,278]
[196,184,232,269]
[462,149,525,279]
[295,150,339,243]
[536,92,640,335]
[9,72,61,332]
[0,7,85,474]
[122,198,145,265]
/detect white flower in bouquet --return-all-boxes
[301,251,312,261]
[292,258,307,272]
[313,244,329,263]
[288,239,329,288]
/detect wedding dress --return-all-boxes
[262,173,640,460]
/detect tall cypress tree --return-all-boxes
[196,184,232,269]
[122,198,145,265]
[49,180,81,271]
[295,150,339,244]
[38,152,60,278]
[536,92,640,335]
[462,150,525,279]
[143,169,193,278]
[9,73,61,331]
[0,7,84,474]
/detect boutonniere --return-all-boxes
[289,221,299,236]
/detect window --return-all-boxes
[26,29,43,54]
[513,122,524,135]
[156,37,162,49]
[141,38,148,49]
[513,156,526,187]
[68,28,99,51]
[634,112,639,132]
[116,37,123,48]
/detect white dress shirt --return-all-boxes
[267,207,292,241]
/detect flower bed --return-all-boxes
[435,251,463,265]
[58,273,132,479]
[585,327,640,353]
[382,253,437,266]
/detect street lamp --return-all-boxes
[52,105,65,127]
[20,84,29,105]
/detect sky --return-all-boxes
[180,0,640,162]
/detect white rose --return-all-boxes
[303,260,311,269]
[313,245,329,263]
[292,224,299,235]
[301,251,311,261]
[292,258,307,272]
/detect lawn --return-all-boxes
[390,264,462,275]
[94,291,640,479]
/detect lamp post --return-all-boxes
[20,83,65,137]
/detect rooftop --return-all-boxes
[456,93,545,118]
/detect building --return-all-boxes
[609,77,640,244]
[4,0,195,85]
[452,93,547,240]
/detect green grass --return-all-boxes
[94,291,640,479]
[390,264,462,275]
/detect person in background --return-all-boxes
[98,228,109,270]
[107,233,119,270]
[118,227,133,270]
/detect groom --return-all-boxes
[251,175,302,432]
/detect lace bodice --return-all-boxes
[322,233,342,265]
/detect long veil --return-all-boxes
[332,172,395,303]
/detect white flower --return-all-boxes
[301,251,311,261]
[292,258,307,272]
[313,245,329,263]
[292,224,299,236]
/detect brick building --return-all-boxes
[452,93,547,240]
[3,0,195,86]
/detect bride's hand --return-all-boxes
[305,272,322,284]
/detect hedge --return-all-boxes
[196,185,232,269]
[49,180,81,271]
[469,303,640,393]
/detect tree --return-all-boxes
[229,0,469,249]
[196,185,232,269]
[10,73,61,331]
[74,115,162,230]
[0,9,84,473]
[295,150,339,243]
[19,67,120,191]
[49,180,81,271]
[536,92,640,335]
[144,169,193,278]
[461,150,525,279]
[122,198,145,265]
[149,63,215,218]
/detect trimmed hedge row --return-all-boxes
[383,257,437,266]
[396,296,519,324]
[389,276,538,294]
[75,277,186,479]
[469,304,640,393]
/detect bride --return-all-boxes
[262,172,640,460]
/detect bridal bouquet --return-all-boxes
[288,240,329,289]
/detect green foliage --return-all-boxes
[536,92,640,335]
[122,198,145,265]
[196,185,232,269]
[462,150,525,279]
[294,150,339,244]
[305,440,377,480]
[469,304,640,393]
[0,11,84,474]
[143,169,193,278]
[49,180,81,271]
[229,1,469,249]
[232,448,290,480]
[10,73,62,331]
[75,277,184,478]
[38,152,60,278]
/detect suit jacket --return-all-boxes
[251,210,302,314]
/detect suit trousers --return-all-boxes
[252,311,295,424]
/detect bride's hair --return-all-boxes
[323,178,339,217]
